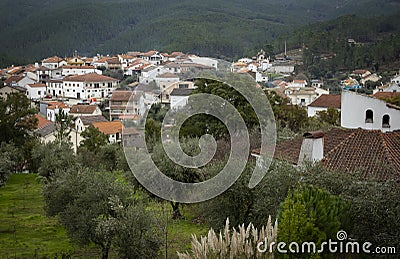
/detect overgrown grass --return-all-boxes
[0,174,208,258]
[0,174,79,258]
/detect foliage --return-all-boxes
[0,142,21,186]
[178,217,278,258]
[151,138,204,219]
[300,166,400,251]
[265,91,309,132]
[315,108,340,126]
[54,108,72,145]
[42,168,162,259]
[0,92,37,147]
[31,141,76,178]
[277,185,349,258]
[0,174,78,258]
[80,125,108,152]
[385,94,400,106]
[200,161,300,229]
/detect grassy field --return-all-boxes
[0,174,208,258]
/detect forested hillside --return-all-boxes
[276,13,400,78]
[0,0,400,65]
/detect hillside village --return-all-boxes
[1,48,400,258]
[1,49,399,157]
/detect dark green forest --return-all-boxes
[1,0,400,66]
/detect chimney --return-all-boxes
[298,131,324,165]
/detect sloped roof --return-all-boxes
[308,94,341,109]
[92,121,122,135]
[34,114,52,129]
[170,88,193,96]
[267,128,400,180]
[62,65,96,69]
[4,75,24,84]
[64,73,118,82]
[111,90,134,102]
[27,83,46,88]
[156,72,179,78]
[373,92,400,100]
[78,115,108,125]
[42,56,64,63]
[70,105,99,114]
[47,101,69,109]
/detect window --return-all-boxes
[38,91,41,95]
[382,115,390,128]
[365,109,374,123]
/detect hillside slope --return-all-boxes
[0,0,399,64]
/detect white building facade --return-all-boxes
[341,91,400,133]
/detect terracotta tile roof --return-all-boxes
[293,80,307,84]
[156,72,179,78]
[62,65,96,69]
[308,94,341,108]
[4,75,24,84]
[70,105,98,114]
[42,56,64,63]
[373,92,400,100]
[27,83,46,88]
[47,101,69,109]
[119,54,136,59]
[64,73,118,82]
[78,115,107,125]
[34,114,52,129]
[106,57,121,64]
[142,50,158,57]
[270,128,400,180]
[92,121,122,135]
[111,90,134,102]
[352,69,368,75]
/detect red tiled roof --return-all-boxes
[111,90,134,102]
[373,92,400,100]
[28,83,46,88]
[47,101,69,109]
[62,65,96,69]
[70,105,98,114]
[64,73,118,82]
[308,94,341,109]
[4,75,24,84]
[270,128,400,180]
[92,121,122,135]
[34,114,52,129]
[156,72,179,78]
[42,56,64,63]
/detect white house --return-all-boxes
[46,79,64,97]
[92,121,123,143]
[188,56,218,69]
[391,74,400,85]
[4,75,36,88]
[155,72,180,90]
[307,94,341,117]
[41,56,67,69]
[373,82,400,95]
[63,73,119,99]
[26,83,47,100]
[285,87,329,106]
[69,105,102,117]
[341,91,400,133]
[41,101,70,122]
[140,51,165,65]
[74,115,108,133]
[161,81,195,105]
[170,88,194,109]
[61,65,102,77]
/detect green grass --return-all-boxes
[0,174,209,258]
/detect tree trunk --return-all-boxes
[101,242,111,259]
[170,202,183,220]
